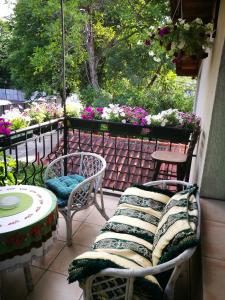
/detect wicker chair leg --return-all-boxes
[66,218,72,246]
[95,187,109,221]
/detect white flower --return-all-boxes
[66,100,83,118]
[161,120,166,127]
[178,40,185,49]
[194,18,203,25]
[149,25,155,31]
[165,17,172,24]
[148,50,155,57]
[153,56,161,62]
[171,42,176,50]
[183,23,190,30]
[206,23,213,31]
[178,18,185,25]
[120,112,126,117]
[121,119,126,124]
[137,40,143,45]
[145,115,152,125]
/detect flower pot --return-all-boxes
[107,122,143,137]
[67,117,101,132]
[150,126,192,143]
[176,56,201,76]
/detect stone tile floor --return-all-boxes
[1,194,188,300]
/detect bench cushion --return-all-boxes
[152,185,199,266]
[68,186,172,299]
[102,187,171,247]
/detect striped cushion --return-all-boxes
[152,186,199,266]
[101,187,171,246]
[68,187,172,299]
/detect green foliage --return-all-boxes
[101,71,195,114]
[80,85,113,107]
[7,0,86,96]
[0,152,45,186]
[16,162,45,187]
[0,152,16,186]
[0,19,12,87]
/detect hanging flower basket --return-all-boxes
[107,121,144,137]
[67,117,102,131]
[175,55,202,76]
[145,18,213,77]
[150,125,192,143]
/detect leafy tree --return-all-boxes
[0,19,12,88]
[7,0,86,97]
[79,0,170,89]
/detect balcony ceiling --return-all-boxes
[170,0,218,22]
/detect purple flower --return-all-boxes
[96,107,103,114]
[158,26,170,37]
[0,118,12,136]
[144,39,151,46]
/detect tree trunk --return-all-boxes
[85,22,99,89]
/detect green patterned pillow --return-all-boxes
[152,186,199,266]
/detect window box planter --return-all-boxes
[176,56,201,77]
[150,126,192,143]
[107,122,144,137]
[0,130,33,148]
[33,123,58,135]
[67,117,102,131]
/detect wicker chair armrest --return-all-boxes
[66,171,103,211]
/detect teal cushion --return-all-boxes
[46,174,85,200]
[56,197,68,208]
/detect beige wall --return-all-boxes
[191,0,225,199]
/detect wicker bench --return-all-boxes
[68,180,200,300]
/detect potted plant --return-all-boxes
[25,101,63,134]
[145,109,200,143]
[102,104,148,136]
[145,18,213,76]
[66,100,101,131]
[1,109,32,146]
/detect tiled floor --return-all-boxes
[1,193,189,300]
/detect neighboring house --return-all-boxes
[0,89,27,115]
[0,88,26,103]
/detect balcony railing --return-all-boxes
[0,118,193,191]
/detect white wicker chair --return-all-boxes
[81,180,200,300]
[44,152,108,246]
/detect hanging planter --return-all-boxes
[145,18,213,77]
[175,55,202,76]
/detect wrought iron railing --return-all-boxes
[0,117,193,191]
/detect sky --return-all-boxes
[0,0,15,19]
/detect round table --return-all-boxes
[0,185,58,294]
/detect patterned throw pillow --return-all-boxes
[101,186,173,250]
[152,185,199,266]
[46,174,85,200]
